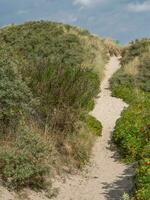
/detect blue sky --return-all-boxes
[0,0,150,43]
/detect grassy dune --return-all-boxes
[0,21,108,190]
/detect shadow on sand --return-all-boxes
[102,166,134,200]
[102,137,135,200]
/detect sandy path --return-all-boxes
[53,57,134,200]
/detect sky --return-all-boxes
[0,0,150,43]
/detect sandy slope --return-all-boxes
[53,57,134,200]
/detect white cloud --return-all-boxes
[74,0,91,6]
[128,1,150,12]
[17,10,29,15]
[53,12,78,24]
[73,0,104,7]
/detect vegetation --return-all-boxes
[86,115,102,136]
[104,38,121,56]
[0,127,53,189]
[0,21,108,190]
[111,38,150,200]
[0,58,33,135]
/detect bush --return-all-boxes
[134,159,150,200]
[0,128,51,189]
[113,94,150,161]
[86,115,102,136]
[0,58,33,134]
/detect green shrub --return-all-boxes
[86,115,102,136]
[0,58,33,134]
[134,159,150,200]
[0,128,51,189]
[113,95,150,161]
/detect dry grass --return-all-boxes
[76,34,108,79]
[104,38,121,56]
[27,120,97,172]
[61,123,97,169]
[124,57,139,76]
[63,25,108,79]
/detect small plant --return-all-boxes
[122,193,130,200]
